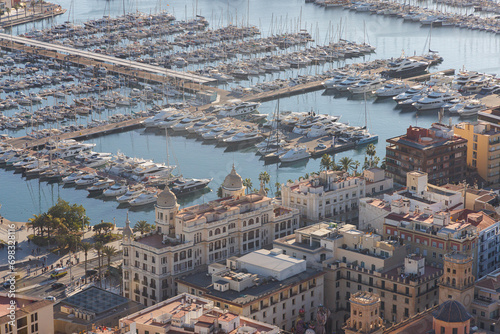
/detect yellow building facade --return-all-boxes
[454,121,500,185]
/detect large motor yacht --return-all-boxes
[279,146,310,163]
[171,178,212,195]
[385,57,429,78]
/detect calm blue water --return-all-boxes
[1,0,500,226]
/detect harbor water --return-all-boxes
[1,0,500,225]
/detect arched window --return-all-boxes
[452,278,456,287]
[215,228,221,235]
[249,218,254,225]
[243,221,247,227]
[256,217,259,223]
[222,227,226,233]
[209,231,213,237]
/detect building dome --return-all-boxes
[157,187,177,208]
[433,301,472,323]
[222,164,243,190]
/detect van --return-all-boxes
[50,268,68,279]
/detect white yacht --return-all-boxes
[74,174,99,187]
[393,85,426,102]
[348,77,385,94]
[412,90,460,110]
[117,185,145,203]
[451,70,481,89]
[323,72,350,89]
[171,178,212,195]
[171,114,205,132]
[279,146,310,163]
[223,131,263,144]
[374,81,410,97]
[334,75,362,92]
[103,183,128,197]
[158,113,185,129]
[87,178,115,195]
[142,108,176,128]
[62,171,86,185]
[457,100,487,117]
[218,101,261,117]
[201,127,228,140]
[385,57,429,78]
[129,191,158,206]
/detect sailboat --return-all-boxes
[353,92,378,145]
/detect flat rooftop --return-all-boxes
[238,249,305,273]
[126,296,208,327]
[383,265,442,283]
[177,194,269,222]
[178,268,323,306]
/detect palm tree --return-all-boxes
[275,182,282,197]
[287,179,293,184]
[258,172,270,186]
[133,220,151,235]
[380,157,387,170]
[365,144,376,167]
[243,178,253,194]
[320,154,332,171]
[66,235,81,253]
[102,245,118,268]
[339,157,355,173]
[94,242,104,287]
[80,242,93,284]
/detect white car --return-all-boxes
[44,296,56,302]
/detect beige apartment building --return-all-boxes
[454,120,500,186]
[122,166,300,306]
[176,249,325,331]
[0,293,54,334]
[382,208,478,274]
[273,223,442,332]
[117,292,280,334]
[471,268,500,333]
[281,169,392,224]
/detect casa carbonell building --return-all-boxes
[122,165,301,306]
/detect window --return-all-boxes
[452,329,457,334]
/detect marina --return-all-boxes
[0,0,500,225]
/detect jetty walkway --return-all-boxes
[0,33,216,85]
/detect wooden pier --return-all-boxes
[7,117,148,149]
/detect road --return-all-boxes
[8,254,123,300]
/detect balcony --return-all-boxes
[133,278,139,283]
[142,291,148,297]
[133,289,140,295]
[150,295,157,301]
[250,308,259,314]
